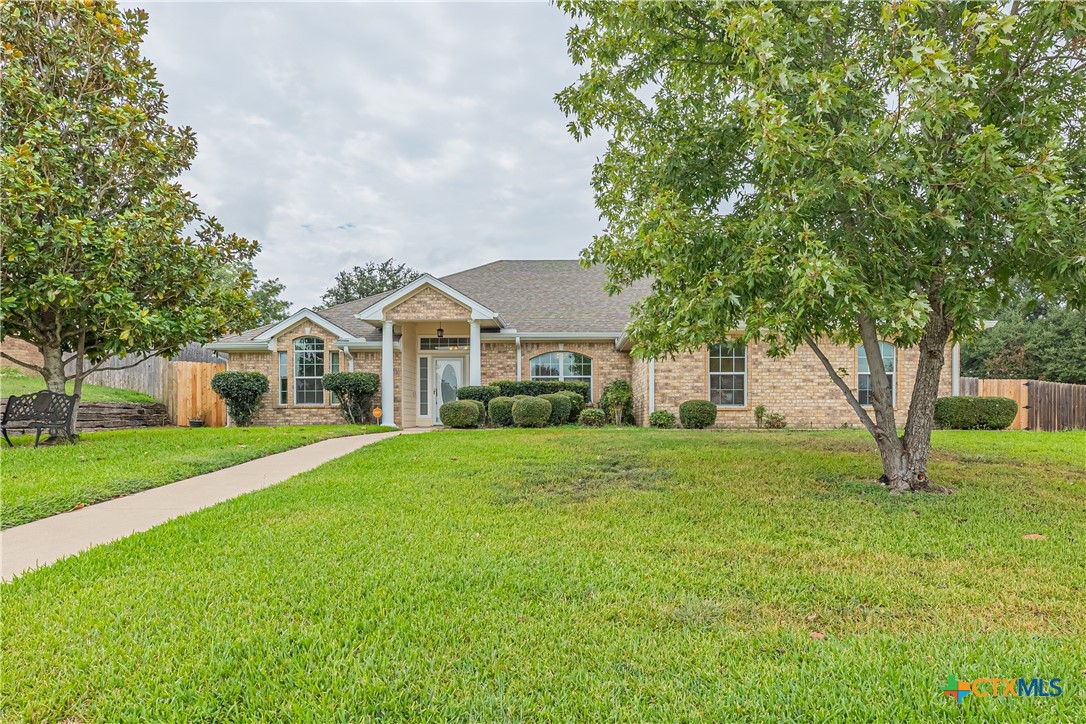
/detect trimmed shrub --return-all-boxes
[558,390,584,422]
[934,396,1017,430]
[512,397,551,428]
[513,394,532,401]
[464,399,486,426]
[211,371,269,427]
[540,393,571,426]
[679,399,717,429]
[488,396,516,427]
[322,371,380,424]
[649,410,676,429]
[578,408,606,427]
[439,400,480,429]
[764,412,787,429]
[457,385,499,407]
[600,379,634,425]
[491,379,591,401]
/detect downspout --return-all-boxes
[516,336,522,381]
[951,342,960,396]
[341,344,354,371]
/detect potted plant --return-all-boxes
[188,416,205,428]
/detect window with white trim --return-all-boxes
[278,351,288,405]
[709,341,747,407]
[857,342,896,406]
[418,356,429,416]
[294,337,325,405]
[529,352,592,391]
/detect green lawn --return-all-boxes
[3,428,1084,720]
[0,425,360,528]
[0,367,157,404]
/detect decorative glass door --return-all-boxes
[433,358,462,424]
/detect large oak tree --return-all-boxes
[558,0,1086,491]
[1,1,260,408]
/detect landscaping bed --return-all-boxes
[2,428,1083,720]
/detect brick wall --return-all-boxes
[387,287,470,321]
[630,357,650,425]
[650,340,954,429]
[480,342,517,384]
[0,337,43,369]
[517,341,631,406]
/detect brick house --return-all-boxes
[210,260,959,428]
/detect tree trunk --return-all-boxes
[876,309,953,493]
[40,344,67,394]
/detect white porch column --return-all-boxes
[469,320,482,386]
[648,358,656,414]
[381,320,396,427]
[951,342,961,396]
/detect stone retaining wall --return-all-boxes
[0,400,171,435]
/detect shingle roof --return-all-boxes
[217,260,650,342]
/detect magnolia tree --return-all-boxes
[558,1,1086,491]
[1,1,260,409]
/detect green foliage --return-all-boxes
[457,385,499,407]
[322,372,380,425]
[649,410,676,429]
[764,412,788,430]
[512,397,551,428]
[961,297,1086,384]
[934,397,1017,430]
[492,380,591,401]
[557,0,1086,482]
[464,399,486,425]
[0,425,355,529]
[0,1,261,392]
[320,259,421,307]
[539,393,572,426]
[599,379,634,425]
[557,390,585,422]
[754,405,767,428]
[578,408,607,427]
[245,265,291,326]
[210,372,268,427]
[679,400,717,430]
[487,396,516,427]
[439,400,480,429]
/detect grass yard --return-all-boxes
[0,425,360,528]
[0,367,156,404]
[3,428,1084,720]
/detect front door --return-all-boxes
[433,358,463,425]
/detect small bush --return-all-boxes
[488,396,516,427]
[457,385,499,407]
[649,410,676,429]
[322,371,380,424]
[491,379,591,401]
[558,390,584,422]
[513,394,532,401]
[679,399,717,429]
[439,400,480,429]
[512,397,551,428]
[211,371,269,427]
[600,379,634,425]
[539,393,571,426]
[934,396,1017,430]
[754,404,766,428]
[464,399,486,426]
[764,412,787,429]
[578,408,606,427]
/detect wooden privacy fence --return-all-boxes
[82,357,226,427]
[959,377,1086,431]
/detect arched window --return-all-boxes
[857,342,896,407]
[530,352,592,392]
[294,337,325,405]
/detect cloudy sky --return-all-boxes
[132,1,606,308]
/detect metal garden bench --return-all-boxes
[1,390,80,447]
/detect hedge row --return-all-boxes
[934,396,1017,430]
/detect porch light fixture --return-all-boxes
[436,324,444,339]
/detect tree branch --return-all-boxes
[0,352,46,376]
[80,349,169,376]
[804,336,878,437]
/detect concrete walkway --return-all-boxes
[2,430,408,582]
